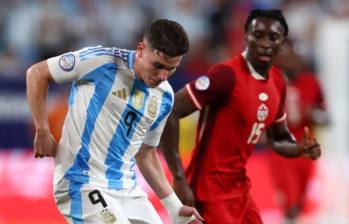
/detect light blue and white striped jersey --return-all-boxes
[47,46,174,189]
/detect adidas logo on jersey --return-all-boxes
[112,88,127,101]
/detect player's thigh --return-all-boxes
[124,186,162,224]
[82,187,132,224]
[199,199,244,224]
[55,180,130,224]
[199,194,261,224]
[243,193,263,224]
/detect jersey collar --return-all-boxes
[128,50,136,70]
[241,51,266,80]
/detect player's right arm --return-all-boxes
[26,48,90,158]
[26,60,57,158]
[161,63,236,206]
[160,89,198,206]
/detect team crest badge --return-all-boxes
[100,209,117,224]
[132,90,145,110]
[195,76,210,91]
[257,103,269,122]
[147,95,158,119]
[59,53,75,71]
[258,92,268,101]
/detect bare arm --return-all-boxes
[26,61,57,157]
[160,88,198,205]
[267,120,321,159]
[136,144,203,223]
[136,144,173,198]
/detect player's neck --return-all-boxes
[133,56,143,80]
[252,63,271,78]
[242,51,271,78]
[242,51,270,80]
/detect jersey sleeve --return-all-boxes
[184,63,236,110]
[47,46,112,84]
[143,115,169,147]
[47,50,82,84]
[274,72,287,123]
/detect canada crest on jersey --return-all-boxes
[147,95,158,119]
[257,103,269,122]
[132,90,145,110]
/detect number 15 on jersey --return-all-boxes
[247,122,265,144]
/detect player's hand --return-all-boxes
[178,206,204,224]
[299,126,321,160]
[173,177,195,206]
[34,130,57,158]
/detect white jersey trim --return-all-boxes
[241,51,266,80]
[274,113,287,123]
[185,84,202,110]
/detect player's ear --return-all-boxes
[136,41,145,57]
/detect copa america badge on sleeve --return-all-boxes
[195,75,210,91]
[59,53,75,72]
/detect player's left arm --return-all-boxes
[136,144,172,198]
[266,120,321,160]
[136,144,203,224]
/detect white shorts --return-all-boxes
[54,179,163,224]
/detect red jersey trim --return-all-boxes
[185,84,202,110]
[274,113,287,123]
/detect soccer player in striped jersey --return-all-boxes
[26,19,203,224]
[161,10,321,223]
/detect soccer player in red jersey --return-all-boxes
[267,39,328,223]
[160,9,321,224]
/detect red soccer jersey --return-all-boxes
[267,73,326,210]
[184,54,287,202]
[285,72,325,140]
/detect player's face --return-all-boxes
[245,17,285,67]
[275,41,301,79]
[135,41,182,88]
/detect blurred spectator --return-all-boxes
[281,0,325,69]
[314,1,349,222]
[225,2,252,57]
[268,39,328,223]
[207,0,232,44]
[35,0,75,60]
[1,1,349,223]
[0,47,25,78]
[160,0,208,45]
[3,0,41,61]
[98,0,148,48]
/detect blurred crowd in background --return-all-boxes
[0,0,349,148]
[1,0,349,223]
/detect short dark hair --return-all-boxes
[143,19,189,57]
[245,9,288,37]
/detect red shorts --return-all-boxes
[268,152,314,210]
[196,192,263,224]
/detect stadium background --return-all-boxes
[0,0,349,223]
